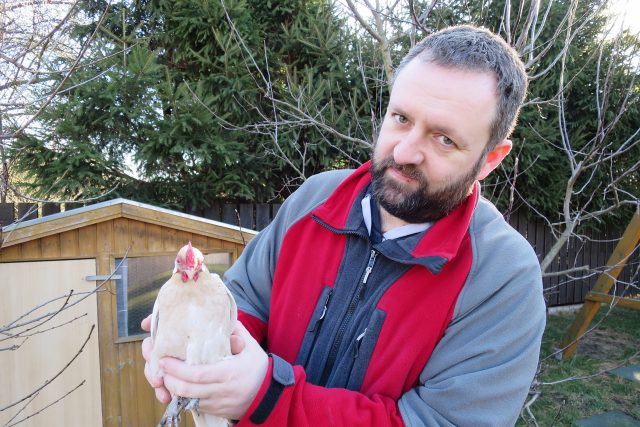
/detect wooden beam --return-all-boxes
[1,205,122,247]
[585,292,640,310]
[560,210,640,359]
[589,213,640,296]
[121,204,255,245]
[2,200,256,248]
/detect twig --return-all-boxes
[4,381,86,427]
[4,0,114,141]
[7,182,119,205]
[1,313,89,352]
[234,208,246,246]
[523,392,540,427]
[504,155,519,222]
[0,324,95,412]
[0,251,129,336]
[2,391,39,427]
[0,337,28,352]
[541,349,640,386]
[542,265,590,277]
[0,291,75,341]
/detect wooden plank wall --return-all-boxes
[2,202,637,307]
[507,210,639,306]
[1,218,246,427]
[0,259,102,427]
[202,201,282,230]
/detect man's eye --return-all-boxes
[438,135,455,146]
[393,114,408,124]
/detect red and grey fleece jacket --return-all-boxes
[224,162,546,427]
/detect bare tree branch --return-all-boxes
[3,381,85,427]
[0,325,95,412]
[3,1,113,141]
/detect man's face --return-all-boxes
[371,59,500,223]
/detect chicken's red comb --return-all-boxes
[185,241,196,268]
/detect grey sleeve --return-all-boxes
[223,218,279,323]
[224,170,352,324]
[399,216,546,427]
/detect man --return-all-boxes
[142,24,546,426]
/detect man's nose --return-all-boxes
[393,130,424,165]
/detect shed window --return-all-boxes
[115,252,233,338]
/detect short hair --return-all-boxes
[395,25,528,153]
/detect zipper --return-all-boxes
[309,288,333,333]
[353,328,367,358]
[302,288,333,368]
[344,327,368,390]
[319,249,378,385]
[360,250,377,298]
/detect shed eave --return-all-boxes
[1,198,256,247]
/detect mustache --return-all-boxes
[376,157,425,181]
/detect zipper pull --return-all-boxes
[362,250,378,285]
[354,328,367,358]
[309,288,333,332]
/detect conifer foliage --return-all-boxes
[5,0,638,228]
[10,0,375,211]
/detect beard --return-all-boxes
[370,155,484,223]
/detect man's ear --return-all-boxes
[477,139,512,180]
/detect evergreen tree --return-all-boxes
[11,0,374,211]
[9,0,637,228]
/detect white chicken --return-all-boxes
[149,242,237,427]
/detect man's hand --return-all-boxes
[141,315,268,420]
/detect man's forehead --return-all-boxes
[389,60,498,147]
[394,57,498,89]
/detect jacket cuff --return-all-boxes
[240,354,295,425]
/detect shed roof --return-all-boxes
[1,198,256,247]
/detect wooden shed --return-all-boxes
[0,198,256,427]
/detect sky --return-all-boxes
[608,0,640,34]
[338,0,640,35]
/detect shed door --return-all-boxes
[0,259,103,427]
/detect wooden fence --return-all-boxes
[507,210,639,307]
[1,201,638,307]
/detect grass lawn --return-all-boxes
[517,306,640,426]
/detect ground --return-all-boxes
[576,326,640,364]
[517,306,640,426]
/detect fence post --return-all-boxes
[272,203,282,218]
[17,203,38,221]
[222,203,237,226]
[0,203,14,227]
[238,203,253,229]
[42,203,61,217]
[204,201,222,222]
[255,204,271,230]
[65,202,83,211]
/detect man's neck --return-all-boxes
[379,206,410,233]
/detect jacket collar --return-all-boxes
[312,161,479,274]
